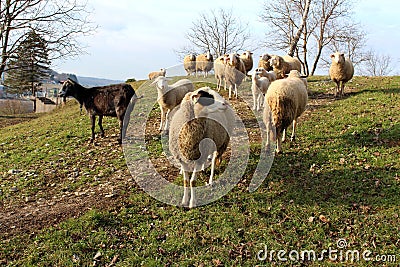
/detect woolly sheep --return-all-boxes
[258,53,273,71]
[151,76,194,132]
[263,70,308,153]
[329,52,354,98]
[251,70,271,111]
[270,55,302,79]
[214,55,228,91]
[196,51,214,77]
[225,53,246,99]
[239,50,254,77]
[184,54,196,76]
[254,67,277,83]
[148,68,166,80]
[169,87,235,208]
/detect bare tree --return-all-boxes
[0,0,95,79]
[260,0,360,76]
[177,8,252,58]
[362,50,394,76]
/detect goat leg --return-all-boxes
[98,115,105,137]
[90,114,96,143]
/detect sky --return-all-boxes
[54,0,400,81]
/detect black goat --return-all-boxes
[59,78,139,144]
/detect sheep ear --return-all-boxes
[191,93,199,104]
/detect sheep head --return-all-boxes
[242,51,253,59]
[226,53,238,67]
[151,76,170,93]
[330,52,345,64]
[269,55,282,68]
[260,53,271,61]
[190,87,229,117]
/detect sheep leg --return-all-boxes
[207,151,218,186]
[163,109,170,132]
[98,115,105,137]
[252,90,257,111]
[282,129,286,142]
[257,93,263,111]
[159,107,166,131]
[189,165,199,208]
[290,120,297,142]
[235,84,238,99]
[181,167,190,207]
[276,130,283,154]
[340,82,345,97]
[228,85,232,99]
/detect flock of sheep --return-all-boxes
[60,50,354,208]
[146,50,354,207]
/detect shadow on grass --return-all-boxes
[260,147,399,207]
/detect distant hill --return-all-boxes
[76,76,124,87]
[50,70,123,87]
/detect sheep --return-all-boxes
[169,87,235,208]
[196,51,214,77]
[263,70,308,153]
[183,54,196,76]
[258,53,273,71]
[214,54,228,91]
[239,50,254,77]
[252,70,271,111]
[329,52,354,98]
[269,55,302,79]
[225,53,246,99]
[59,78,139,144]
[254,67,277,83]
[148,68,166,80]
[151,76,194,132]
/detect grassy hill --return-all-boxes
[0,76,399,266]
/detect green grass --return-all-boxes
[1,76,399,266]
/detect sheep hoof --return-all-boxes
[181,197,189,207]
[189,199,197,209]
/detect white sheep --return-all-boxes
[169,87,235,208]
[329,52,354,98]
[251,70,271,111]
[196,51,214,77]
[270,55,302,79]
[151,76,194,132]
[225,53,246,99]
[148,68,166,80]
[214,54,228,92]
[183,54,196,76]
[263,70,308,153]
[254,67,277,83]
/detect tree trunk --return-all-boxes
[288,0,311,57]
